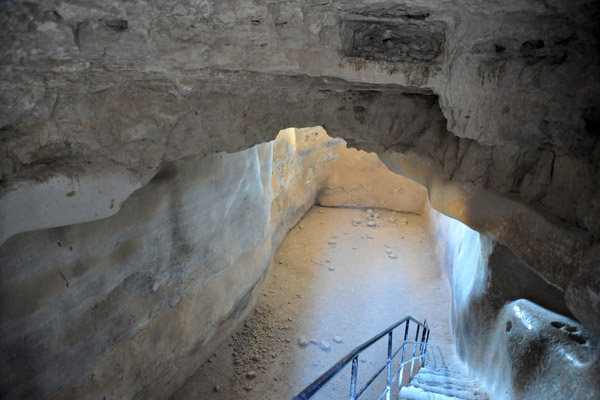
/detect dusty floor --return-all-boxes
[173,206,456,400]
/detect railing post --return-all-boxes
[410,325,420,377]
[423,329,430,366]
[349,355,359,400]
[399,320,410,388]
[385,331,393,400]
[419,327,427,367]
[292,317,431,400]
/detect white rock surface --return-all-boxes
[0,127,430,400]
[428,206,600,400]
[298,336,309,348]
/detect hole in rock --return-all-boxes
[506,320,513,333]
[494,44,506,53]
[565,325,578,333]
[568,333,587,345]
[551,321,566,329]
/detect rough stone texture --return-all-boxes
[0,144,274,400]
[1,0,599,243]
[428,207,600,399]
[379,149,595,331]
[0,72,439,243]
[565,244,600,335]
[271,126,427,247]
[1,0,600,397]
[485,300,600,399]
[341,18,445,63]
[0,127,426,400]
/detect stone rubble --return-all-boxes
[319,341,331,352]
[298,336,309,347]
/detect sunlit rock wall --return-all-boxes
[271,126,427,246]
[0,144,274,400]
[0,75,437,245]
[428,207,600,399]
[0,126,426,400]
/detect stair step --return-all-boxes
[399,385,467,400]
[410,380,486,400]
[399,363,489,400]
[413,371,478,388]
[418,366,470,379]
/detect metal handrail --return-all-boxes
[293,316,430,400]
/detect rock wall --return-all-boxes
[0,127,426,400]
[378,147,598,335]
[0,144,275,400]
[1,0,599,336]
[427,206,600,399]
[271,126,427,249]
[1,0,599,239]
[1,0,600,396]
[0,74,439,244]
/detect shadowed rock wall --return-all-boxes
[428,207,600,399]
[2,0,598,241]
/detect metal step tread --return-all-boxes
[399,385,470,400]
[410,380,487,400]
[417,366,472,379]
[399,365,489,400]
[413,371,478,388]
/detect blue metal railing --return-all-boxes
[293,316,429,400]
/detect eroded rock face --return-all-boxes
[488,300,600,399]
[429,209,600,399]
[0,127,426,400]
[1,0,600,397]
[0,144,275,400]
[1,0,598,242]
[341,18,445,63]
[0,73,439,243]
[1,1,599,252]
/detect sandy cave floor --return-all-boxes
[172,206,457,400]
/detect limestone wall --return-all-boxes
[0,127,426,400]
[427,206,600,399]
[271,126,427,247]
[0,144,274,400]
[1,0,599,343]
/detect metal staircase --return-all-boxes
[293,316,489,400]
[293,316,430,400]
[399,363,489,400]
